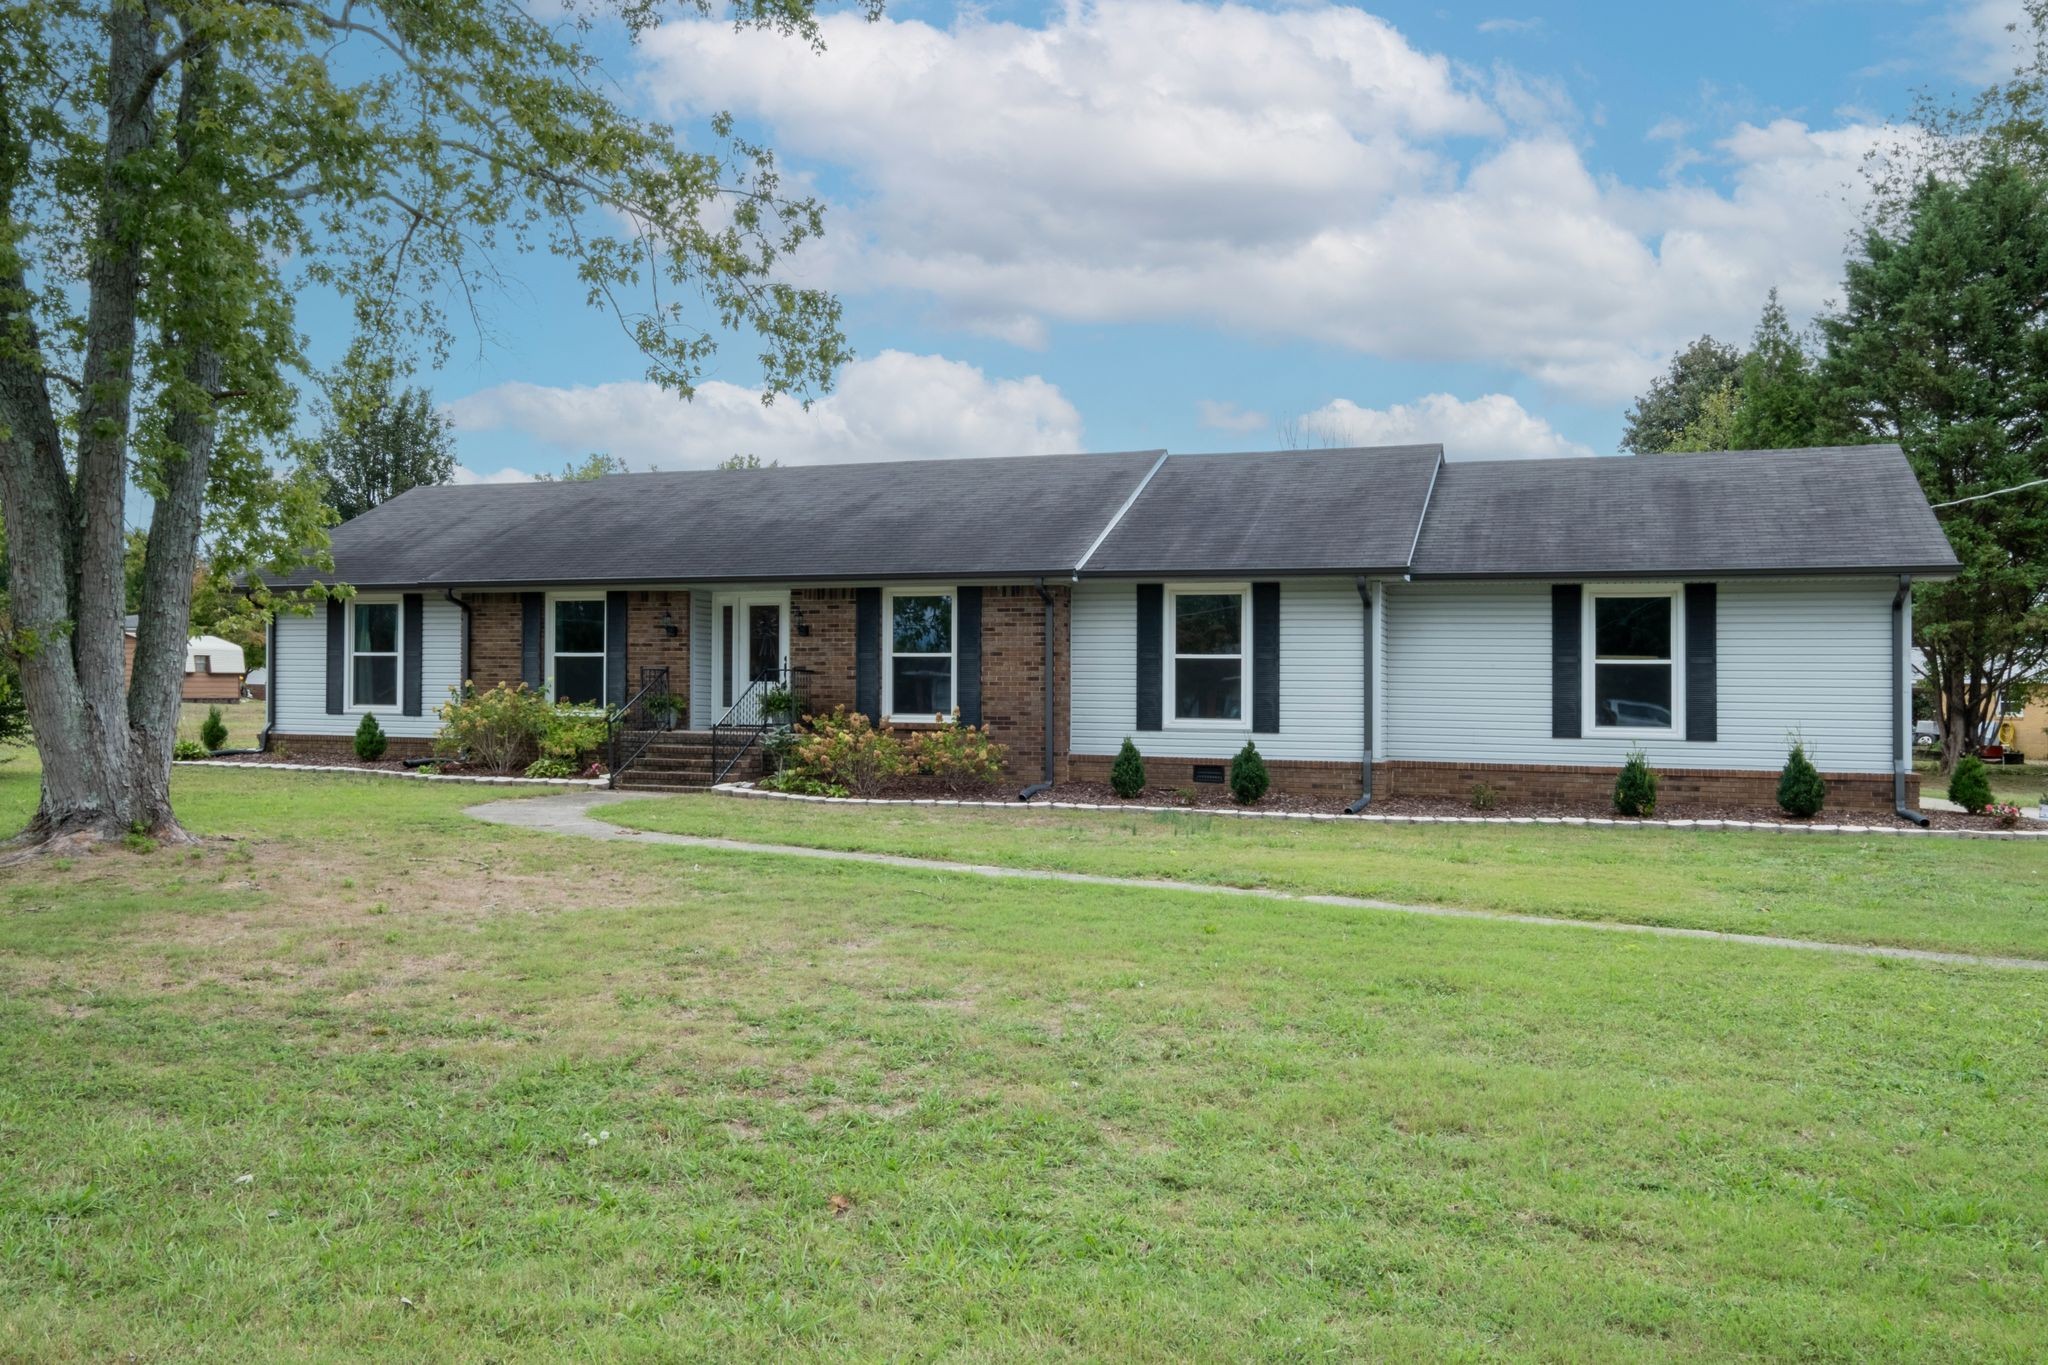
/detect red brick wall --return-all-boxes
[624,590,691,720]
[468,593,523,691]
[1374,759,1915,815]
[785,584,1069,782]
[458,590,689,714]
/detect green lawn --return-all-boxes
[2,760,2046,1359]
[176,698,265,750]
[603,793,2048,961]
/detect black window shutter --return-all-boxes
[521,592,544,690]
[325,598,345,714]
[855,587,882,722]
[605,591,628,708]
[401,593,424,716]
[1685,583,1717,742]
[956,586,983,726]
[1251,581,1280,733]
[1551,584,1582,739]
[1135,584,1163,731]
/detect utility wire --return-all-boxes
[1932,476,2048,509]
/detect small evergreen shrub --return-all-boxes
[524,756,577,779]
[200,705,229,752]
[1109,737,1147,798]
[1612,746,1658,817]
[1947,755,1994,814]
[353,712,388,761]
[1228,741,1270,805]
[787,707,906,796]
[172,739,208,761]
[910,714,1007,792]
[1776,739,1827,818]
[1469,782,1499,812]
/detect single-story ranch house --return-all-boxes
[263,443,1959,815]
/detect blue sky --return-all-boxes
[308,0,2031,478]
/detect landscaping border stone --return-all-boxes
[175,759,601,788]
[707,781,2048,840]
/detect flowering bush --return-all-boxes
[435,682,551,772]
[1987,802,2022,829]
[910,712,1007,792]
[539,703,611,767]
[787,706,905,796]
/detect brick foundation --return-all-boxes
[1066,752,1366,801]
[270,733,436,762]
[1373,759,1916,815]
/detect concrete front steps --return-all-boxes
[610,730,765,792]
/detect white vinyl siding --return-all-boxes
[272,597,464,740]
[1070,578,1365,761]
[690,590,714,731]
[1382,578,1895,773]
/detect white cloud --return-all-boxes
[1477,17,1542,35]
[1196,399,1270,433]
[1290,392,1594,459]
[443,350,1084,468]
[451,464,536,485]
[640,1,1890,403]
[1947,0,2031,81]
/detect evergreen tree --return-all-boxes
[1729,290,1832,450]
[1228,742,1270,805]
[1776,739,1827,818]
[1109,738,1146,798]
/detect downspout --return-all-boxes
[1018,576,1057,800]
[1892,575,1928,827]
[1345,576,1374,814]
[257,614,276,752]
[445,588,473,688]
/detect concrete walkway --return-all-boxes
[468,790,2048,973]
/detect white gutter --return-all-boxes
[1071,449,1170,578]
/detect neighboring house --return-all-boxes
[261,443,1959,814]
[243,666,268,703]
[122,616,249,703]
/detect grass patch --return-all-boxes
[602,794,2048,960]
[1,763,2045,1358]
[1916,754,2046,808]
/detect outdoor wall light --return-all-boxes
[660,609,678,638]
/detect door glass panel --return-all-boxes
[748,604,780,682]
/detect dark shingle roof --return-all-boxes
[1079,445,1442,575]
[276,450,1165,588]
[1407,445,1960,579]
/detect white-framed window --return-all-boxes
[347,598,401,710]
[1585,586,1683,733]
[884,588,954,720]
[548,594,607,705]
[1168,584,1248,724]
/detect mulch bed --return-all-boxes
[1001,781,2023,831]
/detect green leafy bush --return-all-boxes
[1470,782,1499,812]
[910,714,1007,792]
[0,670,30,748]
[758,684,799,723]
[787,706,905,797]
[435,682,550,772]
[353,711,389,761]
[1776,739,1826,818]
[1613,747,1658,817]
[645,689,685,729]
[1110,737,1146,798]
[1948,755,1994,814]
[524,756,578,779]
[539,703,611,767]
[762,770,849,797]
[200,705,229,752]
[1228,741,1269,805]
[172,739,208,761]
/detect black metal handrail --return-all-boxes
[605,665,673,789]
[711,666,807,786]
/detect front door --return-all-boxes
[715,592,790,719]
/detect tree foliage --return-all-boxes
[1776,739,1827,818]
[539,453,633,481]
[302,358,456,521]
[0,0,861,848]
[1821,156,2048,770]
[1619,336,1744,454]
[1728,289,1833,451]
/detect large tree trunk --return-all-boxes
[0,5,197,856]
